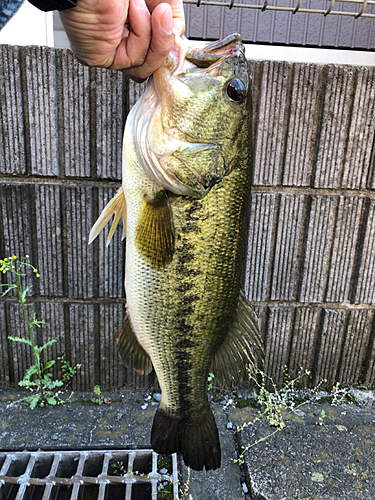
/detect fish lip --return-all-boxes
[200,33,243,52]
[168,33,245,77]
[184,34,244,66]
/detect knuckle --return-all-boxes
[131,53,147,67]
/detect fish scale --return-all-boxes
[90,34,264,471]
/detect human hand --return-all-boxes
[59,0,185,81]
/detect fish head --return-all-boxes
[133,34,252,198]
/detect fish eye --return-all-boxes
[226,78,247,102]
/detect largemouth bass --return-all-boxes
[90,33,263,471]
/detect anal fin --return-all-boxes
[211,289,264,386]
[89,187,126,246]
[135,190,174,270]
[117,311,153,376]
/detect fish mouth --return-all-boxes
[184,33,244,69]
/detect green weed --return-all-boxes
[207,373,215,391]
[157,456,172,474]
[111,461,128,476]
[235,398,258,409]
[157,484,173,499]
[111,459,174,499]
[233,366,359,465]
[318,409,326,425]
[1,255,66,408]
[58,355,81,383]
[234,367,313,465]
[91,385,111,405]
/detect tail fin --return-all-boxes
[151,406,221,471]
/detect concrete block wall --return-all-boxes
[246,61,375,388]
[1,46,375,390]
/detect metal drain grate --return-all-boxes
[0,449,179,500]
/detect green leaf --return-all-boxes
[21,285,32,303]
[31,313,49,328]
[43,377,63,389]
[29,312,49,328]
[46,397,57,405]
[27,395,40,409]
[33,319,49,328]
[19,379,38,388]
[51,380,63,388]
[0,284,17,297]
[39,338,57,350]
[43,360,55,371]
[23,364,38,379]
[8,336,32,346]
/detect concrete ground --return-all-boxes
[0,387,374,499]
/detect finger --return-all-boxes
[146,0,185,36]
[109,0,152,70]
[170,0,185,36]
[59,1,130,68]
[121,3,175,81]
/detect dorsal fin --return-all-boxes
[211,289,264,386]
[89,187,126,246]
[117,311,153,376]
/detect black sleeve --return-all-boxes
[28,0,77,11]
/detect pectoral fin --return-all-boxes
[211,289,264,385]
[117,311,153,376]
[135,190,175,270]
[89,187,126,246]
